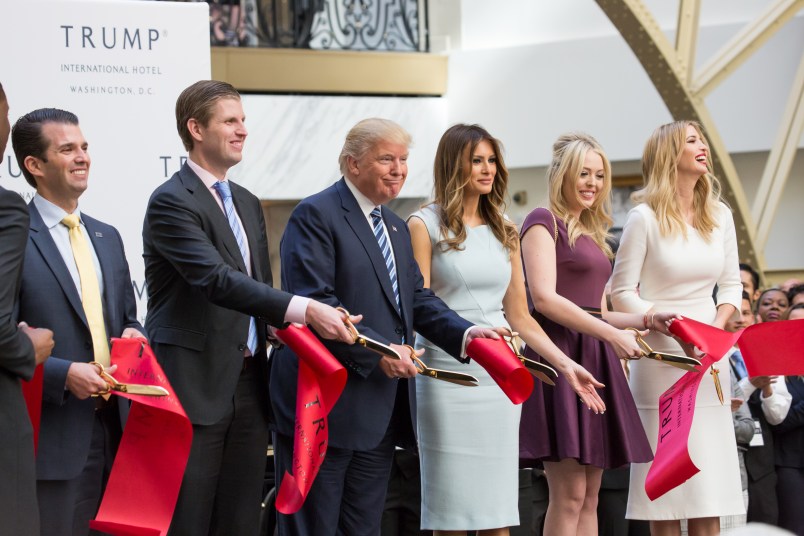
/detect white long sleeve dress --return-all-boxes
[611,202,745,520]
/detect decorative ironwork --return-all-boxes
[308,0,425,52]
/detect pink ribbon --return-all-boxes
[646,318,804,500]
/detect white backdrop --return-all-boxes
[0,0,211,323]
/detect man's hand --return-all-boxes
[465,326,505,345]
[377,344,421,379]
[731,397,744,413]
[19,322,54,366]
[66,362,116,400]
[120,327,147,341]
[305,301,362,343]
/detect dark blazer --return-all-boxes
[142,163,294,425]
[772,377,804,468]
[0,186,38,533]
[271,178,472,451]
[18,201,143,480]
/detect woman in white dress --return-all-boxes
[408,124,605,535]
[611,121,745,535]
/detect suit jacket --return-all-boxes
[772,377,804,469]
[0,186,39,533]
[142,162,294,425]
[271,178,472,451]
[18,201,143,480]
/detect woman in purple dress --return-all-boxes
[519,133,677,536]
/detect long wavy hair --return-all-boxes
[430,124,518,253]
[547,133,613,258]
[633,120,723,241]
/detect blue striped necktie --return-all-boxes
[213,180,258,355]
[370,207,400,310]
[731,349,748,380]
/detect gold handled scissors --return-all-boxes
[500,328,558,386]
[337,307,403,360]
[625,328,702,372]
[404,345,478,387]
[90,362,169,397]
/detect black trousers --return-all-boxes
[776,466,804,535]
[274,424,396,536]
[168,359,270,536]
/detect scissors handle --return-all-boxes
[89,361,118,397]
[335,306,360,342]
[624,327,651,359]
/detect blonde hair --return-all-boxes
[547,133,613,258]
[431,124,518,252]
[339,118,412,176]
[633,120,722,241]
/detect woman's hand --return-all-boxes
[650,312,683,336]
[608,328,647,360]
[562,362,606,414]
[675,338,702,360]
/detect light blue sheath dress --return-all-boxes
[410,205,521,530]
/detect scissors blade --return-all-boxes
[112,384,170,396]
[521,357,558,386]
[421,367,478,386]
[356,335,402,360]
[646,352,701,372]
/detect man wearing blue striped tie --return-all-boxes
[143,80,358,536]
[272,118,504,535]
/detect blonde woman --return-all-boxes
[611,121,744,535]
[520,133,669,536]
[408,124,605,536]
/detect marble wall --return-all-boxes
[235,94,448,200]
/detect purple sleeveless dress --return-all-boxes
[519,208,652,469]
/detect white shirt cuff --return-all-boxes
[285,296,310,325]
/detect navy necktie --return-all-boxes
[213,180,258,355]
[370,207,400,310]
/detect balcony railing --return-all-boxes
[202,0,427,52]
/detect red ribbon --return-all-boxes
[274,324,347,515]
[89,338,193,536]
[21,364,44,454]
[467,337,534,404]
[645,318,804,500]
[739,319,804,377]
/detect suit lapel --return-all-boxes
[179,165,248,274]
[85,216,117,333]
[337,180,400,317]
[27,203,88,329]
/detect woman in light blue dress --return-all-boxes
[408,124,606,535]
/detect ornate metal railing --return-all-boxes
[308,0,425,51]
[202,0,427,52]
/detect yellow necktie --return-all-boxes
[62,214,110,367]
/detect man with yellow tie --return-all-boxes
[11,108,145,536]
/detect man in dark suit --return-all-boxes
[11,107,145,535]
[0,83,55,536]
[143,80,355,536]
[272,118,502,535]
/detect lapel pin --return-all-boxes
[391,225,397,232]
[95,232,103,237]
